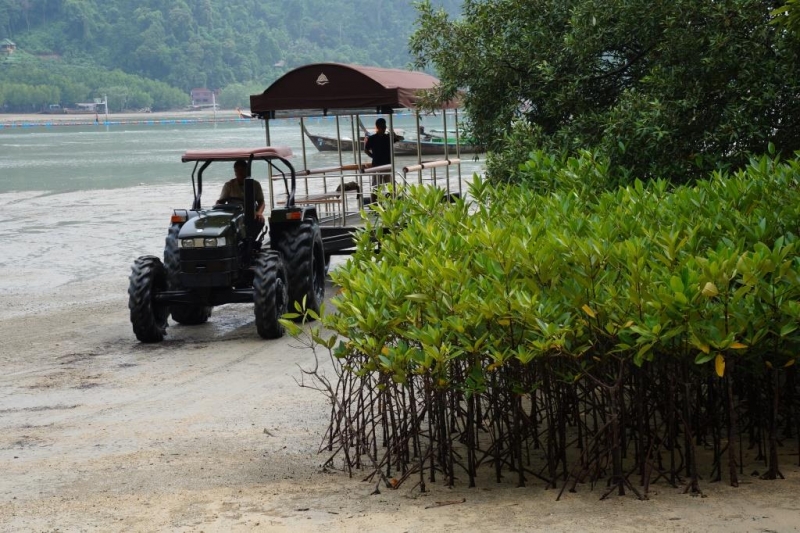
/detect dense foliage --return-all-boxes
[773,0,800,32]
[0,55,188,111]
[410,0,800,183]
[0,0,460,110]
[296,152,800,494]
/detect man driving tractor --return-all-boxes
[218,159,266,224]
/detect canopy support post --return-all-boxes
[454,108,463,197]
[442,110,449,193]
[415,110,422,185]
[335,115,344,170]
[265,118,275,210]
[389,112,396,197]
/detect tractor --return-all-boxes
[127,147,326,342]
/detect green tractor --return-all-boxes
[128,147,326,342]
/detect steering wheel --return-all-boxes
[214,197,244,210]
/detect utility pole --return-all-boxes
[104,94,109,122]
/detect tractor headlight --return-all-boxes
[180,237,227,248]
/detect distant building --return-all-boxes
[75,102,100,112]
[190,88,219,108]
[1,39,16,55]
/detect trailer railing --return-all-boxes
[269,158,466,228]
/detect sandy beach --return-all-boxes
[1,131,799,532]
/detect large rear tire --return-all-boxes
[271,221,325,318]
[253,251,288,339]
[129,255,169,343]
[164,224,212,325]
[324,252,331,275]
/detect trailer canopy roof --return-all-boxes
[250,63,456,119]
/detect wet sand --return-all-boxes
[1,187,800,532]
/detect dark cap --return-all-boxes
[233,159,248,169]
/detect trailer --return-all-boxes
[248,63,471,258]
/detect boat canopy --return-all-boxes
[250,63,457,119]
[181,146,293,162]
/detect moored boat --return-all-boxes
[302,121,477,155]
[303,120,408,153]
[236,107,255,119]
[393,138,481,156]
[302,121,362,151]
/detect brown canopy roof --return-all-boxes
[181,146,292,162]
[250,63,456,118]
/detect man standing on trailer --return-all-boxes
[364,117,392,194]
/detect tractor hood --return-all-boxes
[178,210,242,239]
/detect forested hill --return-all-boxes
[0,0,461,111]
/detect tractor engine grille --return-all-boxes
[179,247,238,287]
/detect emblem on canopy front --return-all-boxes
[316,73,329,86]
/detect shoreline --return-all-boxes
[0,109,250,127]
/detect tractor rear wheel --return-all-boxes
[164,224,212,325]
[253,251,288,339]
[271,221,325,318]
[128,255,169,343]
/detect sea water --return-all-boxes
[0,114,483,194]
[0,116,485,318]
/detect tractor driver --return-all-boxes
[218,159,266,224]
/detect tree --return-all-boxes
[411,0,800,183]
[218,81,265,108]
[128,89,154,110]
[1,0,464,112]
[98,85,130,112]
[773,0,800,34]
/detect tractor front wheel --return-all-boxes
[164,224,212,325]
[272,221,325,318]
[128,255,169,343]
[253,251,288,339]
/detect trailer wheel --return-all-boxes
[272,221,325,318]
[253,251,288,339]
[128,255,169,343]
[164,224,212,325]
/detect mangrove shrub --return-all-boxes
[307,151,800,496]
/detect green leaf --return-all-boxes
[695,352,716,365]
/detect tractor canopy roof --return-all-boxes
[181,146,293,163]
